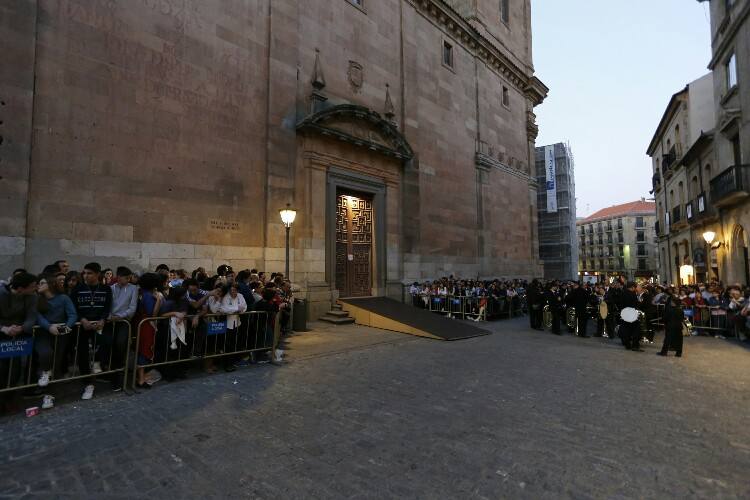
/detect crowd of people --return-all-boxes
[0,260,292,412]
[410,275,750,358]
[527,278,750,356]
[408,278,527,320]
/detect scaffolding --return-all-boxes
[535,143,578,280]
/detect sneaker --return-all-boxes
[38,371,51,388]
[92,362,102,374]
[81,384,95,400]
[145,369,162,385]
[41,395,55,409]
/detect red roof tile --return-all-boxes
[580,201,656,223]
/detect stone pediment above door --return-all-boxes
[296,104,414,161]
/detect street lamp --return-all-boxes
[702,231,716,245]
[279,204,297,279]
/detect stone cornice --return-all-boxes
[475,152,535,185]
[408,0,548,105]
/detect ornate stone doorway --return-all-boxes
[336,191,373,297]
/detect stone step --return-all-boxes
[332,303,343,310]
[325,310,350,318]
[319,315,356,325]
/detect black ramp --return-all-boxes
[339,297,490,341]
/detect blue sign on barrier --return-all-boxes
[0,336,34,359]
[206,321,227,336]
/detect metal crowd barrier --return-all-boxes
[131,311,276,389]
[650,303,742,338]
[687,305,742,338]
[408,293,524,321]
[0,319,132,395]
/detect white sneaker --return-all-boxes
[81,384,95,400]
[41,395,55,409]
[274,349,284,362]
[92,362,102,374]
[145,369,162,385]
[38,371,51,387]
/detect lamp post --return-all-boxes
[279,204,297,279]
[703,230,717,281]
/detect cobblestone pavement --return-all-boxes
[1,318,749,499]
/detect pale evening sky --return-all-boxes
[532,0,712,218]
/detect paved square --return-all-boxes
[1,319,748,499]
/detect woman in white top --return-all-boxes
[214,283,247,371]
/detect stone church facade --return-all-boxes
[2,0,547,316]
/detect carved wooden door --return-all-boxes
[336,193,373,297]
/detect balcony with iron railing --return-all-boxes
[652,172,662,192]
[692,192,717,222]
[661,145,682,179]
[710,165,750,208]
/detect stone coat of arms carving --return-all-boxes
[348,61,364,93]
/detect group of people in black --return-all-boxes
[526,278,684,357]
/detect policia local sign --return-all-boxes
[544,145,557,213]
[0,337,33,359]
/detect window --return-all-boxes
[637,244,646,256]
[727,52,738,89]
[442,40,454,68]
[636,231,645,242]
[635,216,644,228]
[502,86,510,108]
[617,233,624,243]
[618,258,625,269]
[638,258,647,271]
[500,0,509,24]
[617,218,623,229]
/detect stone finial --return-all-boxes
[310,48,328,113]
[384,83,396,124]
[311,48,326,91]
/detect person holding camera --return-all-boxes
[36,273,78,391]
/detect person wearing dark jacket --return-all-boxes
[527,280,543,330]
[619,282,641,351]
[70,262,112,400]
[658,295,684,357]
[0,272,38,402]
[544,283,562,335]
[570,282,592,337]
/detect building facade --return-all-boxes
[1,1,547,317]
[647,74,716,285]
[535,143,578,280]
[577,200,658,284]
[695,0,750,285]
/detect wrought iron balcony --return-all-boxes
[652,172,662,191]
[710,165,750,208]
